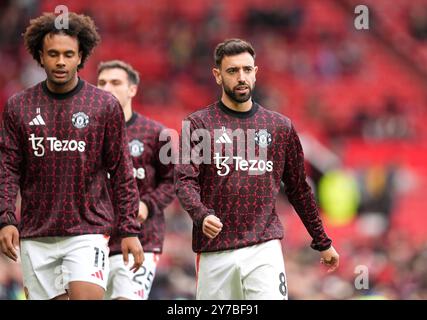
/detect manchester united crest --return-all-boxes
[255,129,272,147]
[129,139,144,157]
[72,112,89,129]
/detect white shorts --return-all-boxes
[196,239,288,300]
[105,252,160,300]
[20,234,110,300]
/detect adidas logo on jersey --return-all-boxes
[91,270,104,280]
[215,126,232,144]
[134,290,145,298]
[29,108,45,126]
[29,114,46,126]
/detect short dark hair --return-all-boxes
[97,60,140,85]
[23,12,101,70]
[214,38,256,67]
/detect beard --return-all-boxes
[223,82,254,103]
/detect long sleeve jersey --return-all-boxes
[0,79,141,238]
[109,113,175,255]
[175,100,332,253]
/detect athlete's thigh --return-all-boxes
[20,238,64,300]
[106,252,160,300]
[106,254,141,300]
[61,234,110,294]
[131,252,160,300]
[196,250,243,300]
[242,240,288,300]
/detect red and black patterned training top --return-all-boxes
[0,79,141,238]
[175,100,332,253]
[109,113,175,255]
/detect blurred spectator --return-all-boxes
[356,164,398,237]
[337,40,363,75]
[245,0,304,41]
[350,97,412,141]
[408,4,427,41]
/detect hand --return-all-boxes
[137,201,149,223]
[0,225,20,262]
[320,245,339,273]
[202,215,223,239]
[121,237,144,273]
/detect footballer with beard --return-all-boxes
[175,38,339,300]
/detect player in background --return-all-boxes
[0,13,143,300]
[97,60,175,300]
[175,39,339,300]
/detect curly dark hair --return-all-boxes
[23,12,101,70]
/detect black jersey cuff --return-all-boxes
[119,233,140,238]
[0,222,17,230]
[0,213,18,230]
[311,240,332,251]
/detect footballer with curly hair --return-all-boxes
[0,12,144,300]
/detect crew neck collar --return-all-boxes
[126,112,138,127]
[42,77,84,100]
[218,99,258,119]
